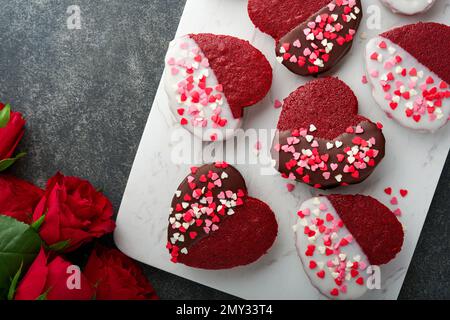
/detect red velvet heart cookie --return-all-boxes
[271,77,386,189]
[165,34,273,141]
[248,0,362,76]
[294,194,404,299]
[167,162,278,269]
[365,22,450,132]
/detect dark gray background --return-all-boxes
[0,0,448,299]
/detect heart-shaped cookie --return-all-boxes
[294,194,404,299]
[248,0,362,76]
[164,34,272,141]
[271,77,386,189]
[167,162,278,269]
[380,0,436,16]
[365,22,450,132]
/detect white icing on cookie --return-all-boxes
[365,36,449,132]
[294,196,370,300]
[164,35,240,141]
[380,0,435,16]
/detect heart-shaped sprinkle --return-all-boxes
[399,189,408,197]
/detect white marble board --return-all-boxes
[114,0,450,299]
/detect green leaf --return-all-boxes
[48,240,70,252]
[0,215,42,299]
[0,103,11,128]
[0,152,26,172]
[31,215,46,232]
[7,262,22,300]
[35,288,50,300]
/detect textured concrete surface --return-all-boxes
[0,0,448,300]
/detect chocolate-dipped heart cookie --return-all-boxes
[271,77,386,189]
[167,162,278,269]
[294,194,404,299]
[165,34,273,141]
[365,22,450,132]
[248,0,362,76]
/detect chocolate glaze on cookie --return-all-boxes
[276,0,362,76]
[272,121,385,189]
[167,162,247,262]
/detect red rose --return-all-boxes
[84,245,158,300]
[0,103,25,162]
[32,173,116,252]
[15,248,94,300]
[0,175,44,224]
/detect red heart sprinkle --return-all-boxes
[189,232,197,239]
[330,288,339,296]
[400,189,408,197]
[384,187,392,195]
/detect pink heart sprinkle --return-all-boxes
[393,208,402,216]
[390,196,398,205]
[167,57,176,65]
[322,171,331,180]
[355,126,364,134]
[293,39,301,48]
[274,99,282,109]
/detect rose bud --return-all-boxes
[0,103,26,171]
[14,248,94,300]
[84,245,158,300]
[32,173,116,252]
[0,175,44,224]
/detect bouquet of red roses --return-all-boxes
[0,103,158,300]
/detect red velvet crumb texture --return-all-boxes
[327,194,404,266]
[190,33,273,119]
[178,197,278,269]
[277,77,368,140]
[247,0,331,40]
[381,22,450,84]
